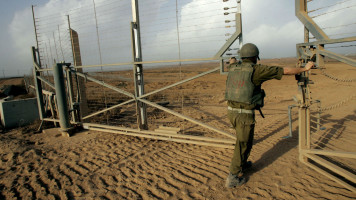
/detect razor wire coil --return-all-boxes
[319,67,356,82]
[314,94,356,112]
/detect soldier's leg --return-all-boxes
[229,133,243,175]
[227,111,240,174]
[241,123,255,166]
[228,113,253,175]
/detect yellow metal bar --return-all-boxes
[83,123,235,144]
[88,127,234,149]
[43,118,60,122]
[138,99,236,140]
[301,149,356,159]
[82,99,135,120]
[302,155,356,193]
[72,58,216,69]
[306,107,311,149]
[305,153,356,183]
[319,49,356,67]
[295,0,329,40]
[297,36,356,46]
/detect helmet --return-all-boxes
[239,43,260,59]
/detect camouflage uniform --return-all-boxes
[227,60,283,175]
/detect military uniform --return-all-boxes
[226,60,283,175]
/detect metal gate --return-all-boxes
[295,0,356,192]
[31,0,244,148]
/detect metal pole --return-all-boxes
[44,43,50,68]
[296,0,313,162]
[237,0,243,50]
[67,15,73,63]
[48,38,54,64]
[68,15,89,119]
[92,0,104,69]
[65,67,77,122]
[32,5,42,68]
[284,104,297,138]
[58,25,65,61]
[53,32,59,61]
[32,47,45,120]
[175,0,182,67]
[304,0,309,43]
[317,100,321,130]
[306,106,311,149]
[53,63,72,134]
[288,106,293,137]
[295,0,329,40]
[131,0,148,130]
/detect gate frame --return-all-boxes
[32,1,244,148]
[295,0,356,192]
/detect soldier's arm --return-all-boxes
[283,61,314,75]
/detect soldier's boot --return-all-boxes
[242,161,252,172]
[225,173,246,188]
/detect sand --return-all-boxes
[0,58,355,199]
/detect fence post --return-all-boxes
[65,67,78,122]
[32,47,45,120]
[68,17,89,120]
[53,63,72,135]
[131,0,148,130]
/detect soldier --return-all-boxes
[225,43,314,188]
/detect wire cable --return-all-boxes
[311,4,356,18]
[308,0,352,13]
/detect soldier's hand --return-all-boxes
[305,61,314,71]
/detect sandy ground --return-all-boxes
[0,58,355,199]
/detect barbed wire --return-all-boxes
[321,22,356,30]
[140,2,222,18]
[34,1,234,50]
[34,0,129,21]
[326,44,356,49]
[308,0,353,13]
[311,4,356,18]
[319,67,356,82]
[309,31,356,39]
[315,94,356,112]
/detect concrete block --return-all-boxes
[0,98,39,128]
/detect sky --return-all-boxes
[1,0,355,77]
[0,0,48,77]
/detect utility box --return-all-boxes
[0,98,39,128]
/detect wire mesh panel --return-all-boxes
[80,69,137,128]
[142,62,223,136]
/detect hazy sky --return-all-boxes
[1,0,355,77]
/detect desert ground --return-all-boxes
[0,58,355,199]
